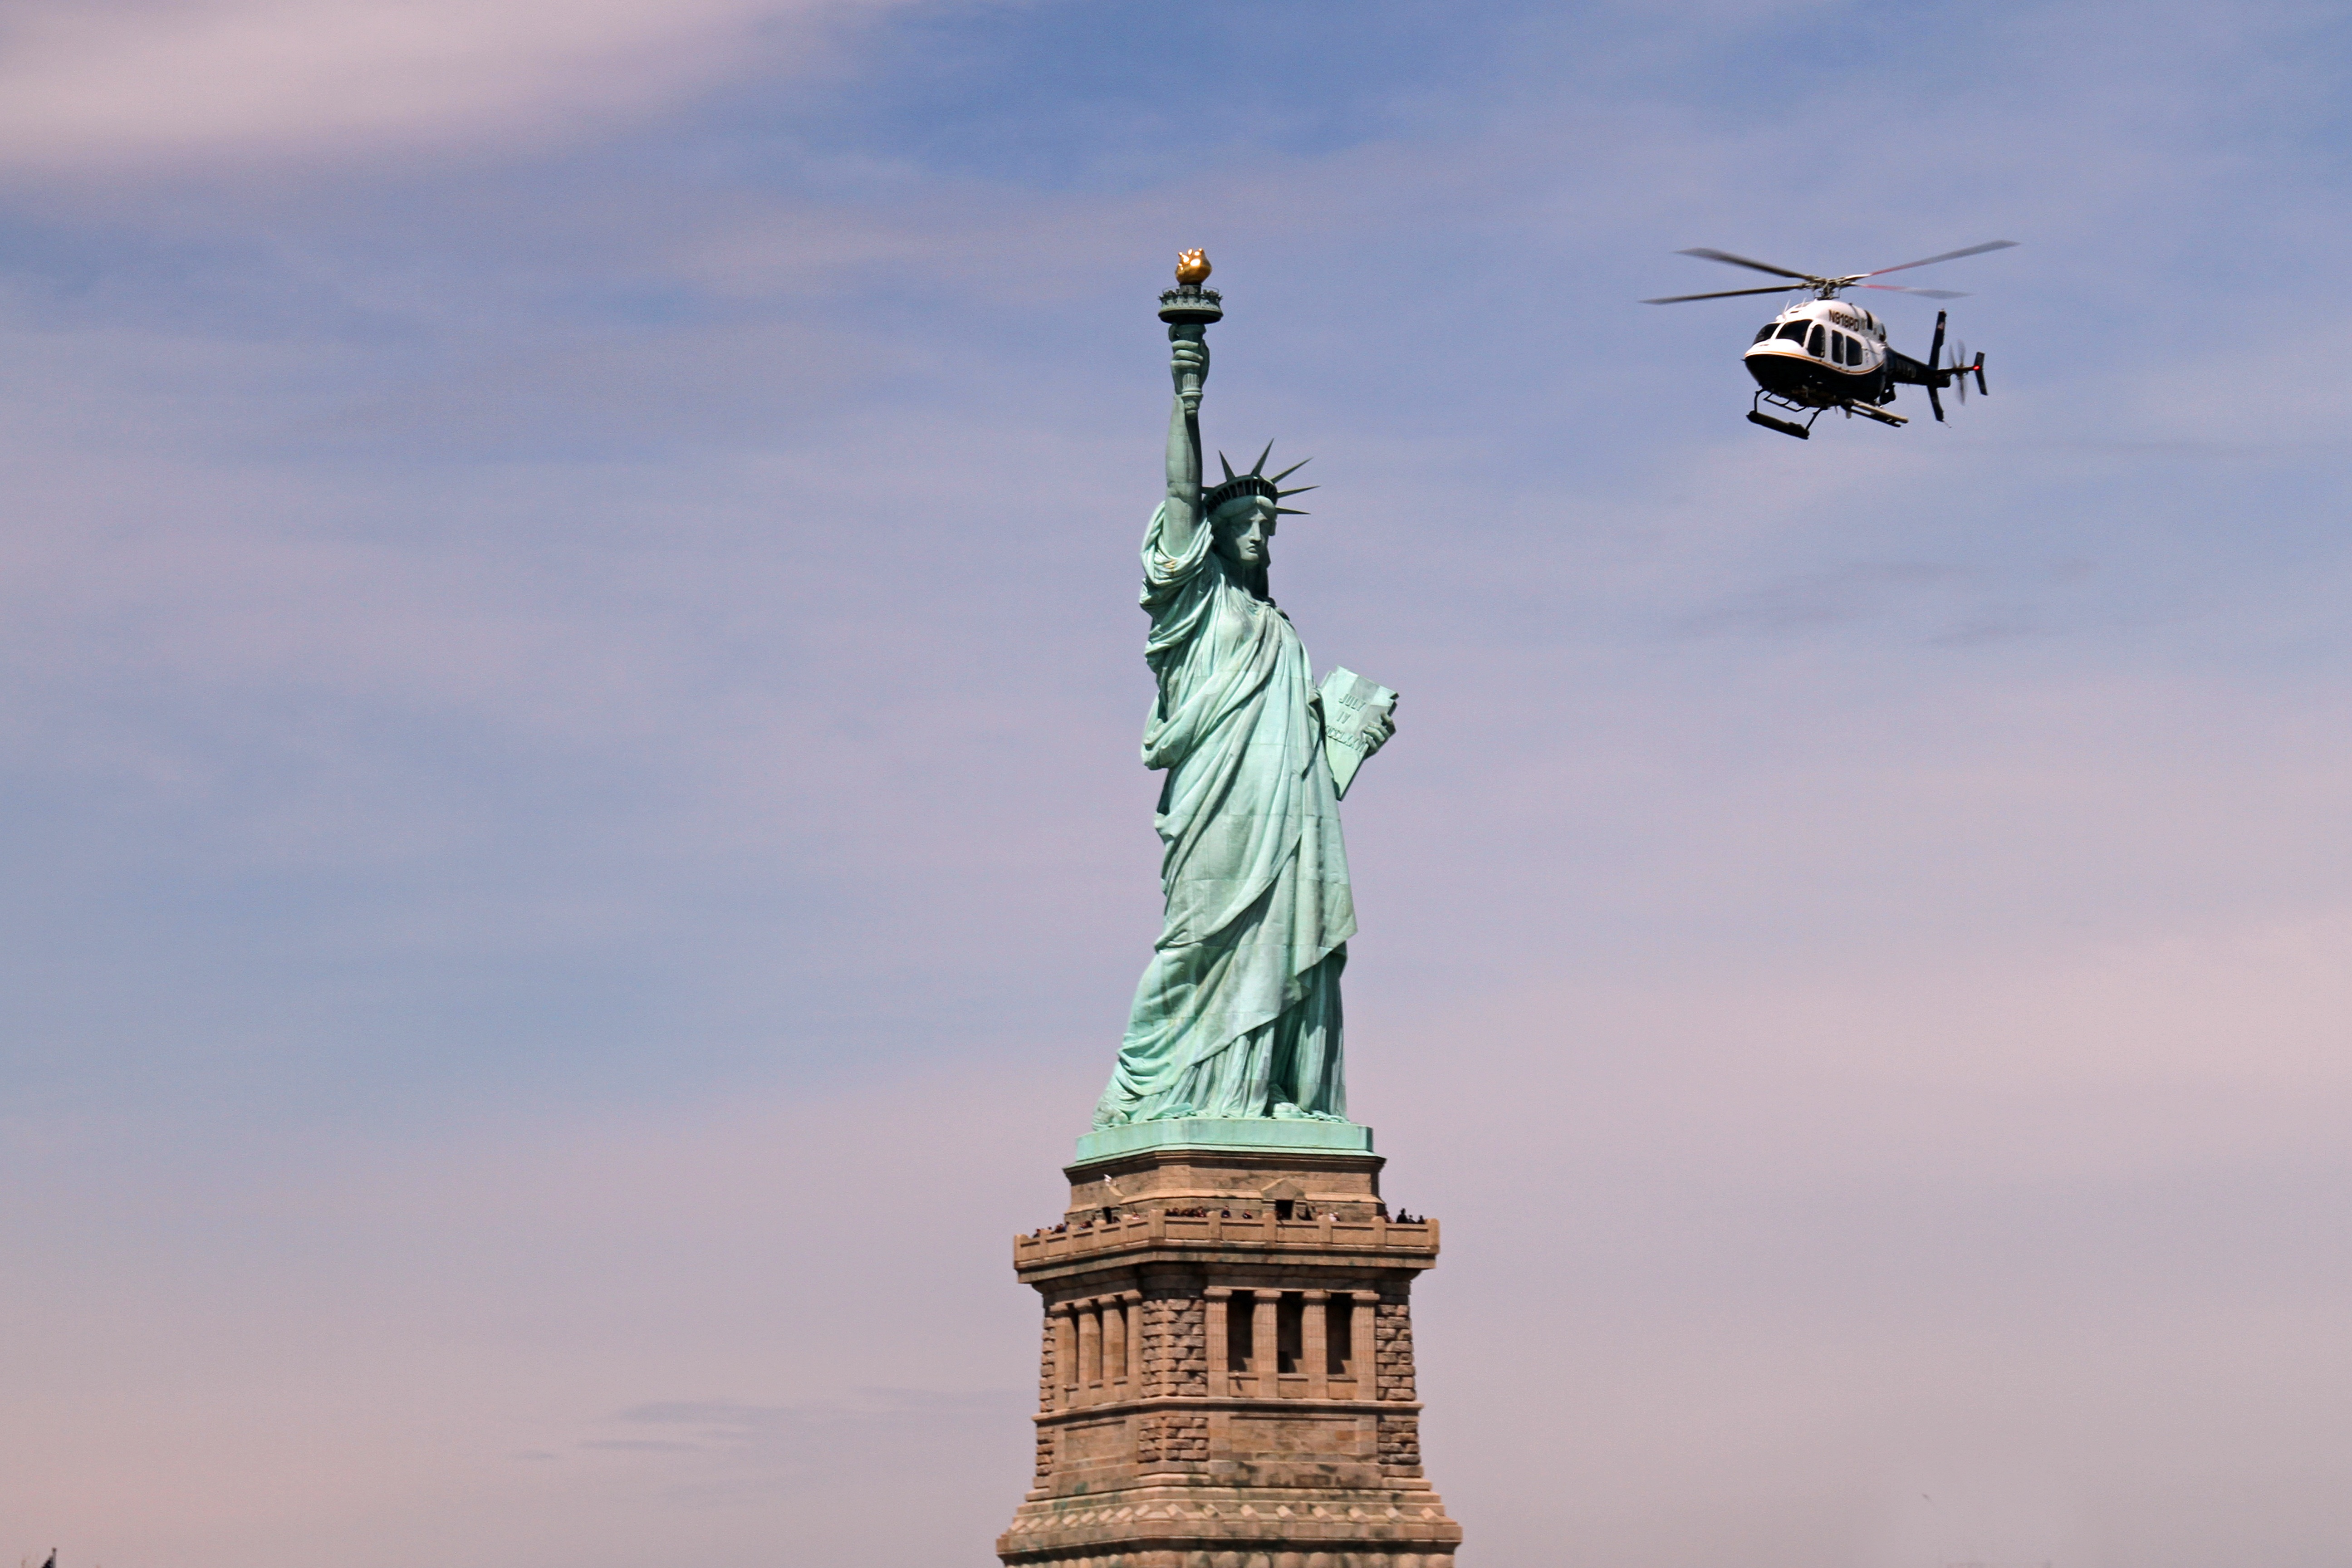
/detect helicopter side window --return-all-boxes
[1837,333,1856,365]
[1776,321,1808,343]
[1829,332,1847,364]
[1806,324,1827,358]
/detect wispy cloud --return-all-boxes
[0,0,903,174]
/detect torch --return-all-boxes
[1158,249,1222,415]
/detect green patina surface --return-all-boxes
[1072,1116,1375,1168]
[1089,270,1395,1139]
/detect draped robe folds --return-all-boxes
[1093,503,1357,1128]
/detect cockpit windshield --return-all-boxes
[1775,321,1808,343]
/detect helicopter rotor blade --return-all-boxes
[1862,240,2018,279]
[1860,284,1968,299]
[1676,248,1818,282]
[1641,284,1805,304]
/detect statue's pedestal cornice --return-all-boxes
[1073,1116,1373,1166]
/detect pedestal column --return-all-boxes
[1205,1287,1232,1397]
[1251,1293,1277,1397]
[1350,1290,1379,1398]
[1303,1289,1330,1400]
[1100,1298,1125,1400]
[1075,1305,1101,1404]
[1051,1304,1078,1410]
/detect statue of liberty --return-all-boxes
[1093,253,1396,1131]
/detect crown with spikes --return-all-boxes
[1203,441,1316,517]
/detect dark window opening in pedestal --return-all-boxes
[1276,1293,1304,1373]
[1326,1299,1353,1375]
[1274,1199,1295,1220]
[1227,1292,1256,1371]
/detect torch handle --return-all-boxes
[1169,320,1207,416]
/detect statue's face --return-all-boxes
[1212,498,1276,569]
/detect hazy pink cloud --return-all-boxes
[0,0,903,172]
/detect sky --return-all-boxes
[3,1,2350,1565]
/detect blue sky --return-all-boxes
[4,3,2351,1566]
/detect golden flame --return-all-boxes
[1175,249,1211,286]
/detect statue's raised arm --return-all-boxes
[1161,326,1207,557]
[1157,248,1215,558]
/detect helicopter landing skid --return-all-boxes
[1746,392,1816,439]
[1843,399,1907,427]
[1746,410,1810,439]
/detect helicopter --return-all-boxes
[1644,240,2017,439]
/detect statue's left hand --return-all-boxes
[1362,709,1396,759]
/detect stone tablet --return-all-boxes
[1318,666,1397,800]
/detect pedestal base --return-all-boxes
[1000,1479,1458,1568]
[997,1139,1462,1568]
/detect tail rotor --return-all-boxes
[1926,310,1948,423]
[1921,311,1987,421]
[1948,339,1987,402]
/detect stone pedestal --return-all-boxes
[995,1126,1462,1568]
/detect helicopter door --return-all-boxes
[1806,324,1827,357]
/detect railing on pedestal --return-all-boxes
[1015,1209,1437,1266]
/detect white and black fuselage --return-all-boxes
[1743,298,1951,410]
[1745,299,1893,405]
